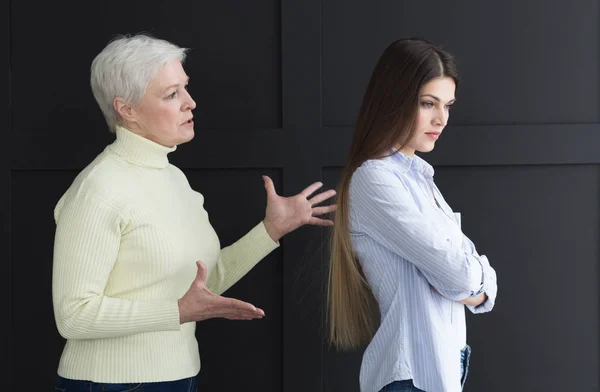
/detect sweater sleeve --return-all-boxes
[52,192,181,340]
[207,221,280,295]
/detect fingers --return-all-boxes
[215,296,265,318]
[212,308,264,320]
[311,205,337,216]
[262,175,277,198]
[308,189,337,206]
[227,304,265,320]
[225,314,262,321]
[308,217,334,226]
[300,181,324,198]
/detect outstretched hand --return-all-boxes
[262,175,337,242]
[178,261,265,324]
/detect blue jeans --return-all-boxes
[55,375,197,392]
[380,379,426,392]
[380,344,471,392]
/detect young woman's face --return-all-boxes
[400,77,456,156]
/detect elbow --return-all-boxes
[56,323,78,340]
[55,311,88,340]
[53,298,94,340]
[53,299,73,339]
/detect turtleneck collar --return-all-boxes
[108,126,177,169]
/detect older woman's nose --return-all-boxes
[184,90,196,110]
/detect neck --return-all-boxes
[397,144,415,157]
[109,126,176,169]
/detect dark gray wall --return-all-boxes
[3,0,10,387]
[6,1,600,391]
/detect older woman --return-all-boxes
[52,34,336,392]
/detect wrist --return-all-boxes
[177,298,189,324]
[263,219,282,242]
[464,292,487,307]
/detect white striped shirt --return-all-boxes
[349,150,497,392]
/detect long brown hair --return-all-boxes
[327,38,459,350]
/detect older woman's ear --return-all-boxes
[113,97,136,123]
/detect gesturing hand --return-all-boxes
[178,261,265,324]
[262,175,338,242]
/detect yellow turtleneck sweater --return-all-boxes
[52,126,279,383]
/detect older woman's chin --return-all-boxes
[177,127,195,144]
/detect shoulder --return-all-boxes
[349,156,414,207]
[358,157,396,173]
[351,157,401,187]
[54,150,132,220]
[166,163,191,185]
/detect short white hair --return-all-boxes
[90,34,188,132]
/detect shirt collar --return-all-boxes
[389,148,435,177]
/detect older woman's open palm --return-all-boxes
[262,175,337,242]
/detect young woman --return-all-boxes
[328,38,498,392]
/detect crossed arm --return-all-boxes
[351,165,497,313]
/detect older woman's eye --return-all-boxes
[167,91,178,99]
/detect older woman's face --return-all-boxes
[130,59,196,147]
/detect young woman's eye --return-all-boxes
[421,101,434,108]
